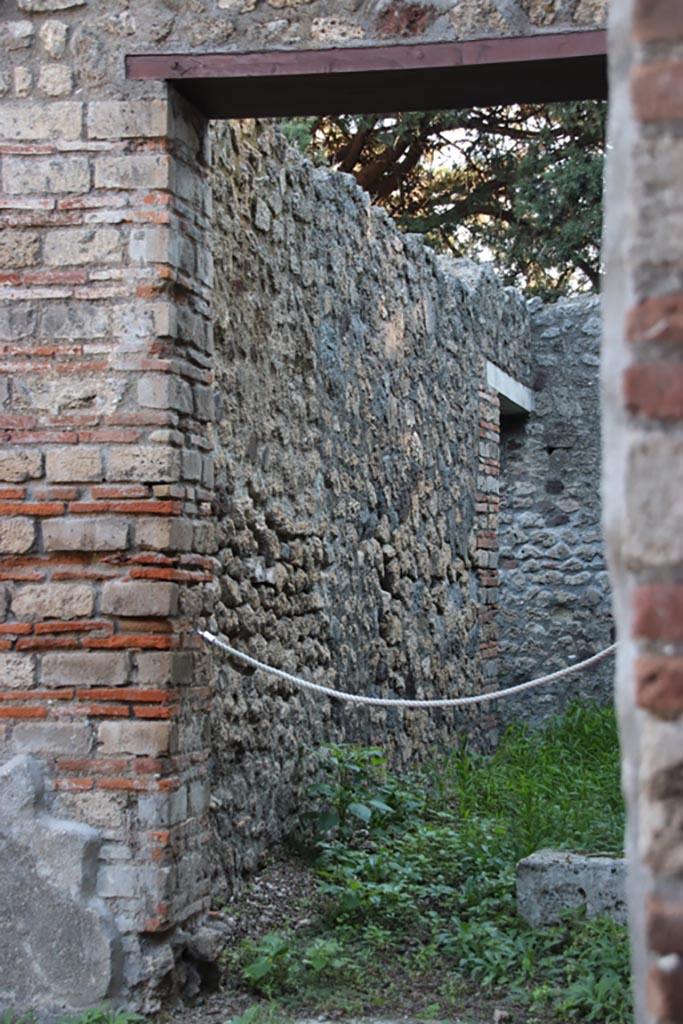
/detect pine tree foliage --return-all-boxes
[282,102,605,299]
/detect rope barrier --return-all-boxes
[197,629,617,709]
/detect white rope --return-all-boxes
[197,629,617,709]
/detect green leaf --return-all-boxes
[347,802,372,823]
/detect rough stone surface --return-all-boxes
[516,849,628,927]
[208,121,532,890]
[0,756,120,1015]
[498,296,614,725]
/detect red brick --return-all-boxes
[134,705,178,719]
[648,963,683,1021]
[628,295,683,346]
[0,623,32,636]
[35,619,112,635]
[633,584,683,642]
[0,487,26,500]
[83,634,175,650]
[624,364,683,419]
[0,569,46,582]
[0,707,47,719]
[69,500,182,516]
[130,567,212,583]
[637,655,683,715]
[647,895,683,954]
[632,61,683,123]
[16,637,79,651]
[135,759,169,775]
[77,688,172,702]
[634,0,683,42]
[0,502,64,516]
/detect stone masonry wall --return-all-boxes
[0,2,221,1011]
[206,121,532,890]
[498,295,614,726]
[0,0,608,1012]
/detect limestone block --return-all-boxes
[0,755,120,1014]
[102,580,178,618]
[12,582,94,620]
[94,154,170,191]
[42,651,129,688]
[44,227,121,267]
[626,433,683,568]
[39,20,68,58]
[87,100,168,140]
[97,720,173,757]
[3,155,90,195]
[0,518,35,554]
[0,653,35,690]
[38,63,73,96]
[12,721,93,757]
[107,445,181,483]
[43,517,128,552]
[0,449,42,481]
[14,68,32,97]
[516,850,627,926]
[0,229,40,269]
[45,446,103,483]
[135,516,193,552]
[135,650,193,685]
[4,21,34,49]
[0,101,82,141]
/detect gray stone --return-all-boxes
[0,756,121,1014]
[516,849,627,927]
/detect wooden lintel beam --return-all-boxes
[126,30,607,118]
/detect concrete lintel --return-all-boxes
[486,360,534,415]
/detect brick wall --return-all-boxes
[0,9,218,1005]
[604,1,683,1021]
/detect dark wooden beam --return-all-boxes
[126,30,607,118]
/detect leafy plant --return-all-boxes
[60,1007,146,1024]
[231,702,629,1022]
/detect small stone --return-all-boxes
[39,20,68,58]
[14,68,32,98]
[38,64,73,97]
[5,21,34,50]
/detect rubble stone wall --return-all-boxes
[207,121,532,890]
[0,0,614,1012]
[498,295,614,726]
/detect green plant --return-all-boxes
[60,1007,146,1024]
[1,1012,36,1024]
[228,703,629,1022]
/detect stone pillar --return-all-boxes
[0,22,216,1009]
[604,1,683,1021]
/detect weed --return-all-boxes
[1,1012,36,1024]
[237,703,629,1022]
[60,1005,146,1024]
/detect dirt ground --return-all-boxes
[164,854,533,1024]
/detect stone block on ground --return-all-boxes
[516,848,627,927]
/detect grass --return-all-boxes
[226,701,630,1023]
